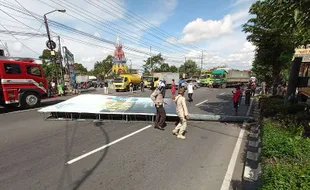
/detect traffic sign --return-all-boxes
[46,40,56,50]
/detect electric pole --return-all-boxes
[200,50,203,76]
[184,57,187,78]
[58,36,64,86]
[150,46,152,73]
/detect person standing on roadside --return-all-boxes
[179,77,184,89]
[73,81,79,95]
[251,81,256,96]
[104,80,109,94]
[239,83,245,106]
[232,86,241,115]
[129,82,134,93]
[140,80,144,92]
[150,81,167,130]
[172,88,189,139]
[187,80,194,103]
[171,79,176,99]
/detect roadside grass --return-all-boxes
[261,119,310,190]
[259,96,310,190]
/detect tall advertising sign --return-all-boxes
[63,46,76,84]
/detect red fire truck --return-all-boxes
[0,56,49,108]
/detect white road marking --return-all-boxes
[220,92,226,95]
[67,125,152,165]
[220,128,245,190]
[220,97,253,190]
[195,99,208,106]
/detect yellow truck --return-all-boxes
[142,76,154,88]
[113,74,141,92]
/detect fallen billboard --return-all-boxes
[38,94,177,116]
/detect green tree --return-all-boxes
[169,65,178,73]
[159,63,170,72]
[73,63,88,75]
[143,53,164,73]
[243,0,300,94]
[90,55,113,78]
[39,49,61,82]
[179,60,199,77]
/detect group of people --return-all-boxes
[150,79,191,140]
[231,81,258,115]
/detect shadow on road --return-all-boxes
[199,94,249,116]
[0,99,66,114]
[231,180,243,190]
[57,121,110,190]
[188,122,244,139]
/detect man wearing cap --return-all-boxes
[150,81,167,130]
[172,88,190,139]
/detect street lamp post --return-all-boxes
[43,9,66,84]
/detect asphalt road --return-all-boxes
[0,87,249,190]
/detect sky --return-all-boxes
[0,0,256,71]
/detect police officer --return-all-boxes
[150,81,167,130]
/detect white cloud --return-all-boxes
[168,8,250,44]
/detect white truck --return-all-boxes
[153,72,179,88]
[76,75,98,88]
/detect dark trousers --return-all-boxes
[245,92,251,105]
[140,85,144,92]
[155,105,166,127]
[188,93,193,102]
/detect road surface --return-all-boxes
[0,87,248,190]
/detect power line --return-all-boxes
[108,0,201,50]
[85,0,194,53]
[0,22,40,55]
[0,1,205,63]
[44,0,192,57]
[2,1,203,60]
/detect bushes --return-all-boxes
[259,96,310,137]
[259,96,310,189]
[262,162,310,190]
[260,119,310,190]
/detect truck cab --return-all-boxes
[199,72,213,86]
[142,76,155,88]
[212,69,227,88]
[113,74,141,92]
[0,57,48,108]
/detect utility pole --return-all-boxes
[184,57,187,78]
[43,9,66,84]
[57,36,64,86]
[200,50,203,76]
[150,46,152,73]
[129,59,132,73]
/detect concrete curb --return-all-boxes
[243,99,262,190]
[190,114,252,122]
[80,88,96,93]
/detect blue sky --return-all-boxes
[0,0,256,70]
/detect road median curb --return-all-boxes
[242,98,262,190]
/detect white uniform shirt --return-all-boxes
[187,83,194,93]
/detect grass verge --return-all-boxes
[260,119,310,190]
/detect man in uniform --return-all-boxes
[150,81,167,130]
[172,88,190,139]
